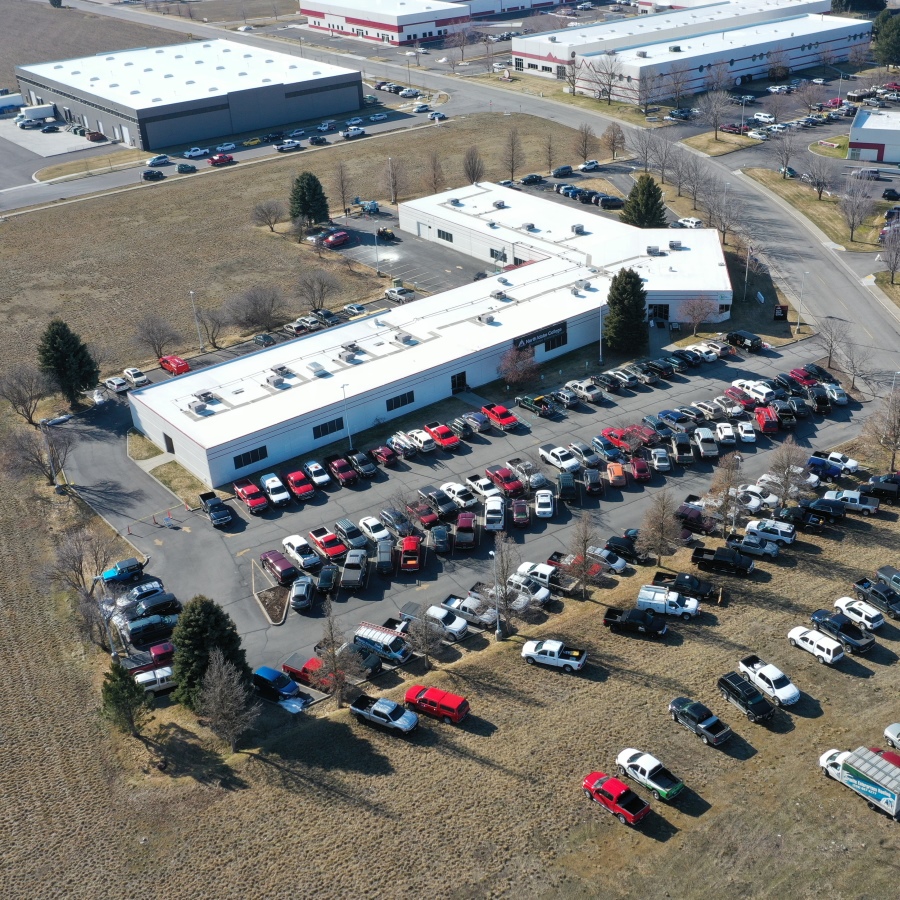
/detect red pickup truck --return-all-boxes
[424,421,460,451]
[309,526,348,560]
[284,469,315,501]
[397,536,422,571]
[485,465,524,497]
[323,454,358,486]
[404,685,470,723]
[582,771,651,825]
[601,427,631,452]
[481,402,519,431]
[233,478,269,514]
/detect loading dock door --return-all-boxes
[121,124,132,146]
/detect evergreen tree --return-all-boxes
[37,319,99,405]
[874,8,893,39]
[101,660,152,736]
[620,174,668,229]
[172,596,250,712]
[876,14,900,67]
[289,172,330,226]
[604,268,647,352]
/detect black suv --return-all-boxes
[142,169,165,181]
[717,672,775,723]
[776,506,823,531]
[810,610,875,654]
[803,363,840,385]
[380,508,415,537]
[645,358,674,378]
[774,373,807,397]
[599,196,624,210]
[605,535,650,565]
[805,384,832,413]
[591,372,620,393]
[519,174,543,185]
[134,592,182,619]
[800,497,846,523]
[884,188,900,201]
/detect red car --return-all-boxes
[324,454,358,486]
[233,478,268,514]
[723,386,756,410]
[284,469,315,501]
[511,498,530,527]
[406,500,438,530]
[602,427,630,452]
[788,368,817,388]
[630,457,651,482]
[283,656,328,689]
[369,445,397,467]
[454,511,477,550]
[624,424,657,447]
[159,355,189,375]
[323,231,350,248]
[582,771,651,826]
[481,402,519,431]
[397,535,422,571]
[404,685,470,723]
[485,465,524,497]
[208,153,234,166]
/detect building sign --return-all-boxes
[512,321,567,350]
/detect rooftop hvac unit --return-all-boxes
[571,224,585,235]
[449,197,462,205]
[570,287,580,295]
[338,350,355,363]
[521,222,534,231]
[307,361,327,377]
[549,35,557,42]
[647,245,660,256]
[193,390,214,403]
[669,240,682,250]
[487,221,497,228]
[188,400,207,413]
[498,276,510,285]
[492,200,506,209]
[266,374,284,388]
[669,45,681,52]
[577,280,591,290]
[393,331,412,344]
[605,49,617,55]
[341,342,360,353]
[636,51,647,58]
[490,289,505,299]
[272,365,291,377]
[477,313,495,324]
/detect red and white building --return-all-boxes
[849,108,900,164]
[300,0,471,46]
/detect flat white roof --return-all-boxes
[18,40,357,111]
[852,108,900,133]
[608,13,866,65]
[308,0,464,17]
[132,183,730,448]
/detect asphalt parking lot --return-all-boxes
[64,340,862,675]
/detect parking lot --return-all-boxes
[64,338,863,676]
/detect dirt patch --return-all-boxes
[256,584,289,625]
[127,429,164,461]
[683,131,758,156]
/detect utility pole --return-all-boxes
[189,290,205,352]
[795,271,809,336]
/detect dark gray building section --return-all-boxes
[14,67,363,150]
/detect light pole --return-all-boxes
[341,384,352,450]
[189,290,205,352]
[838,73,844,103]
[724,182,730,202]
[891,371,900,394]
[488,549,503,641]
[740,99,746,133]
[743,242,752,302]
[795,271,809,336]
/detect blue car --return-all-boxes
[807,456,841,482]
[591,434,625,464]
[101,557,147,584]
[253,666,302,701]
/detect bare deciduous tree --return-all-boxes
[446,55,460,75]
[0,365,53,426]
[573,122,598,163]
[406,614,445,670]
[769,128,799,177]
[563,59,579,94]
[841,341,872,391]
[628,127,657,172]
[794,81,823,113]
[490,531,524,636]
[707,451,743,534]
[498,346,538,386]
[297,269,340,313]
[848,42,870,71]
[766,436,813,509]
[251,199,287,232]
[881,227,900,284]
[500,128,525,181]
[198,306,227,350]
[681,152,705,209]
[679,297,719,335]
[199,648,261,752]
[600,122,626,160]
[332,161,354,217]
[669,145,690,197]
[705,60,732,93]
[839,179,875,242]
[132,314,181,359]
[50,525,120,599]
[225,284,286,332]
[463,145,485,184]
[814,317,851,368]
[566,510,599,599]
[705,180,744,243]
[447,28,473,61]
[423,150,445,195]
[586,53,621,105]
[862,390,900,471]
[653,131,676,185]
[383,156,406,204]
[312,600,365,708]
[635,72,663,113]
[696,89,731,140]
[767,48,790,82]
[1,425,73,485]
[804,153,834,200]
[764,91,791,124]
[543,131,555,174]
[667,62,692,109]
[635,487,683,563]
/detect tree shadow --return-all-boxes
[144,721,248,789]
[74,480,148,513]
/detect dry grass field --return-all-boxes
[683,131,758,156]
[5,428,900,897]
[0,0,179,85]
[0,114,603,377]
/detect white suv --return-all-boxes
[745,519,796,546]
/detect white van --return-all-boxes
[850,167,880,180]
[745,382,775,404]
[754,112,775,124]
[788,627,844,665]
[134,666,176,693]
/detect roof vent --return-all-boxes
[338,350,355,362]
[487,221,496,227]
[669,240,682,250]
[449,197,462,205]
[188,400,207,413]
[570,287,580,296]
[307,361,328,376]
[521,222,534,231]
[571,224,585,234]
[193,391,214,403]
[636,51,648,58]
[477,313,495,324]
[266,373,284,388]
[272,366,291,378]
[493,200,506,209]
[490,289,506,299]
[549,36,557,42]
[669,45,681,52]
[646,245,660,256]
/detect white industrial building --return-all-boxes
[129,182,731,487]
[849,108,900,164]
[15,40,363,150]
[511,0,870,104]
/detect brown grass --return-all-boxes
[150,460,209,506]
[127,429,164,461]
[35,149,154,183]
[744,167,886,252]
[0,0,179,86]
[874,270,900,311]
[156,0,300,24]
[683,131,758,156]
[809,134,850,159]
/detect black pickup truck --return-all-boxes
[853,577,900,620]
[603,607,668,638]
[691,547,754,577]
[198,491,232,527]
[810,609,875,654]
[652,571,715,601]
[669,697,732,746]
[717,672,775,723]
[347,449,377,478]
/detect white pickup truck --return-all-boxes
[738,654,800,706]
[521,639,586,672]
[441,595,498,627]
[635,584,700,620]
[464,474,501,500]
[538,444,580,473]
[340,126,366,139]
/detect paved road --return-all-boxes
[63,343,863,670]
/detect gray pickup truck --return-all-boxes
[350,695,418,733]
[669,697,732,746]
[199,491,232,527]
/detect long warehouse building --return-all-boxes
[15,39,363,150]
[129,182,732,487]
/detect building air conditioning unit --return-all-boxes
[272,365,291,377]
[193,390,214,403]
[338,350,355,363]
[393,331,413,345]
[646,245,660,256]
[307,361,327,377]
[487,221,497,228]
[341,342,360,353]
[576,280,591,290]
[188,400,207,414]
[570,287,580,296]
[549,36,557,42]
[571,224,585,234]
[636,51,647,58]
[521,222,534,231]
[490,289,506,299]
[266,373,284,388]
[605,49,617,55]
[492,200,506,209]
[669,240,682,250]
[669,45,681,52]
[449,197,462,205]
[477,313,495,324]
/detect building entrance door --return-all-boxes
[451,372,467,394]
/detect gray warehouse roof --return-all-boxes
[18,39,357,111]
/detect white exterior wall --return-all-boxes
[849,109,900,163]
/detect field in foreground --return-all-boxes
[4,424,900,897]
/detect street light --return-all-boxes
[189,290,205,352]
[795,271,809,336]
[743,242,752,302]
[488,550,503,641]
[341,384,352,450]
[724,182,730,202]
